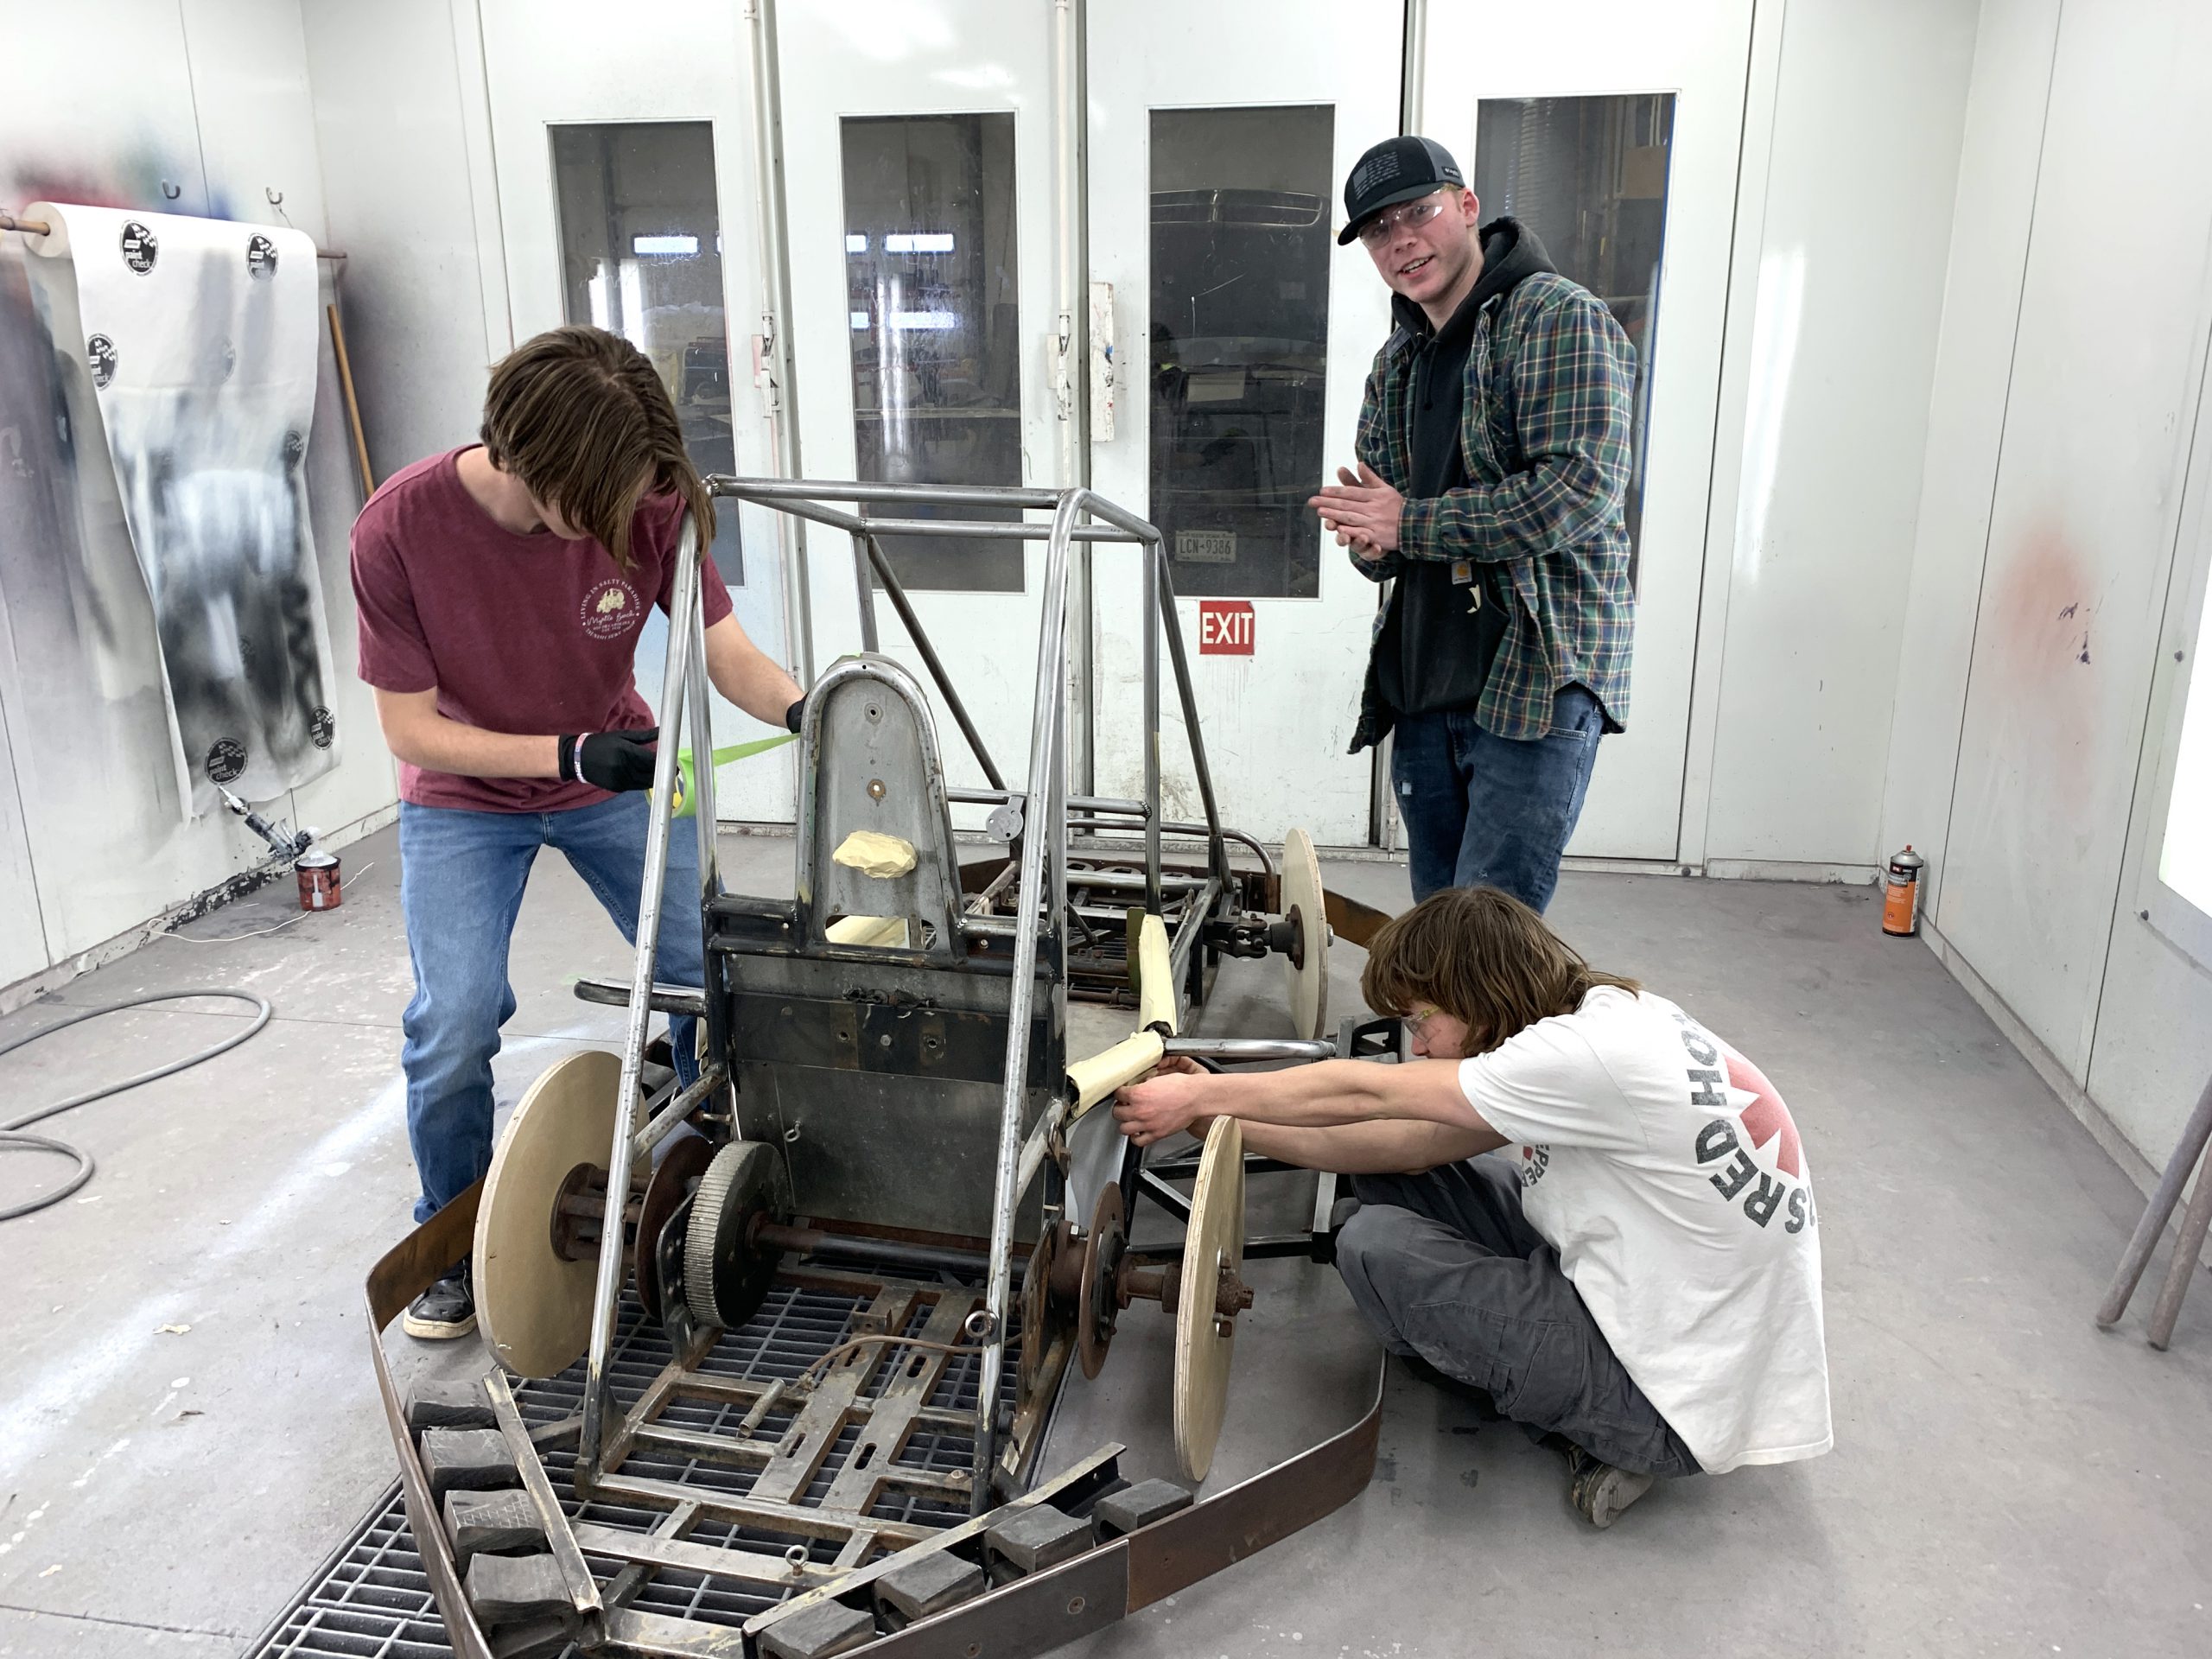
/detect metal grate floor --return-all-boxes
[248,1279,1022,1659]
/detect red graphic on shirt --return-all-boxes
[1725,1049,1802,1178]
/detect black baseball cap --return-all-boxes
[1338,135,1466,245]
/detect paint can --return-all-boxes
[296,851,342,912]
[1882,844,1924,937]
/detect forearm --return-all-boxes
[384,711,559,779]
[703,618,804,726]
[1198,1058,1469,1131]
[1240,1117,1496,1174]
[1400,456,1622,563]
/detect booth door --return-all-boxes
[1084,1,1402,849]
[1419,0,1758,859]
[478,0,798,823]
[774,1,1068,816]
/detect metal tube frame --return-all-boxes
[578,515,701,1485]
[579,479,1233,1500]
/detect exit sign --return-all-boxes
[1198,600,1255,655]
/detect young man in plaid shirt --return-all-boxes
[1312,137,1637,912]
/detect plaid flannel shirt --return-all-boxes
[1348,270,1637,750]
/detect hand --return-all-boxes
[1113,1061,1215,1147]
[563,728,659,791]
[784,696,807,734]
[1308,463,1404,554]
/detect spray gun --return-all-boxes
[218,785,315,862]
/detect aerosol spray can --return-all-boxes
[1883,844,1925,937]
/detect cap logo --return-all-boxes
[1351,152,1402,197]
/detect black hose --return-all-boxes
[0,990,274,1222]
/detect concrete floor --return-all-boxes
[2,829,2209,1658]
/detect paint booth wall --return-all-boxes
[0,0,396,991]
[1882,0,2212,1179]
[1692,0,1980,870]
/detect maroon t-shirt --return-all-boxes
[351,446,733,812]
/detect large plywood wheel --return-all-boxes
[1173,1116,1247,1482]
[1282,827,1330,1040]
[474,1049,621,1379]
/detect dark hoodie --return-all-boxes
[1375,218,1558,719]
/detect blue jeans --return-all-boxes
[1391,687,1605,912]
[398,792,703,1223]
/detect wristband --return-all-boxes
[785,697,805,734]
[556,734,579,783]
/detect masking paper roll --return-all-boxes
[24,203,336,818]
[1065,1030,1166,1121]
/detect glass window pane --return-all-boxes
[1473,94,1675,586]
[550,122,741,584]
[1149,105,1335,600]
[842,114,1024,593]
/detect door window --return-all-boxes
[1148,105,1336,600]
[550,121,741,582]
[841,114,1025,593]
[1473,95,1675,584]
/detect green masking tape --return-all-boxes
[675,731,798,818]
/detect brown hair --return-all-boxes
[1361,886,1641,1055]
[479,325,713,569]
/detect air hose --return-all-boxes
[0,990,273,1222]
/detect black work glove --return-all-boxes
[784,696,806,734]
[558,728,659,791]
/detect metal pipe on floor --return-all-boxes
[2096,1073,2212,1327]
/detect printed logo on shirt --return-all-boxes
[580,577,642,641]
[1516,1142,1551,1190]
[1675,1013,1815,1235]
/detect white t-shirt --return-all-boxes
[1454,986,1831,1474]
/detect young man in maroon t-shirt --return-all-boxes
[352,326,802,1338]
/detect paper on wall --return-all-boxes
[24,202,339,818]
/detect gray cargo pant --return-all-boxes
[1338,1157,1700,1478]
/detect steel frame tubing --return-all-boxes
[578,513,701,1488]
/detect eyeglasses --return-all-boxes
[1403,1006,1449,1039]
[1356,193,1452,248]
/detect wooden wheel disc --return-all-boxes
[1173,1116,1246,1481]
[635,1133,714,1325]
[1019,1224,1055,1396]
[474,1049,621,1378]
[1282,828,1330,1040]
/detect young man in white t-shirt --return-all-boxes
[1114,886,1831,1527]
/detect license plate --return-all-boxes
[1175,529,1236,564]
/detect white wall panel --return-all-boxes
[1936,0,2212,1082]
[300,0,504,481]
[1877,0,2062,915]
[0,695,49,985]
[2082,346,2212,1166]
[1700,0,1976,864]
